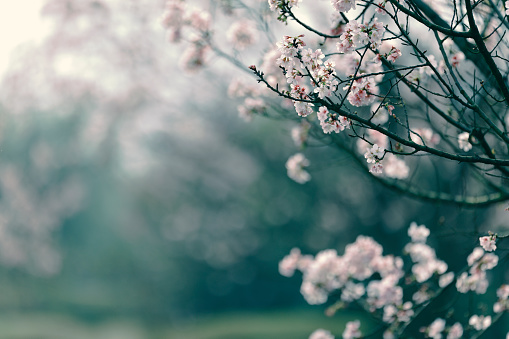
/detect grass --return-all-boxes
[0,309,374,339]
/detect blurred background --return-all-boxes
[0,0,507,338]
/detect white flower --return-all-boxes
[384,154,409,179]
[479,234,496,252]
[310,328,335,339]
[342,320,361,339]
[439,272,455,288]
[427,318,446,339]
[279,248,301,277]
[447,323,463,339]
[467,247,484,266]
[285,153,311,184]
[364,144,384,163]
[408,222,430,243]
[469,315,491,331]
[226,20,257,50]
[458,132,472,151]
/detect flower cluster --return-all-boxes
[331,0,357,13]
[317,106,350,134]
[494,284,509,313]
[228,78,267,121]
[364,144,384,173]
[279,222,492,339]
[342,320,361,339]
[456,246,499,294]
[458,132,472,152]
[285,153,311,183]
[469,315,491,331]
[405,226,448,283]
[275,36,340,113]
[410,128,441,147]
[345,77,379,107]
[337,19,385,53]
[161,0,212,71]
[309,328,335,339]
[424,318,463,339]
[479,233,497,252]
[226,20,258,50]
[268,0,302,22]
[383,46,402,63]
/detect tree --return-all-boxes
[163,0,509,337]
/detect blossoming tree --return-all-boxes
[162,0,509,337]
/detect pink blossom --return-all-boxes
[342,320,361,339]
[384,154,409,179]
[450,52,464,67]
[479,234,496,252]
[469,315,491,331]
[458,132,472,151]
[226,21,257,50]
[279,248,302,277]
[310,328,335,339]
[364,144,384,163]
[427,318,445,339]
[439,272,455,287]
[410,128,440,147]
[331,0,357,13]
[447,323,463,339]
[408,222,430,243]
[286,153,311,184]
[386,46,401,62]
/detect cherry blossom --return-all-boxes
[285,153,311,183]
[469,315,491,331]
[479,234,497,252]
[310,329,335,339]
[342,320,361,339]
[458,132,472,152]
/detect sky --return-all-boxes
[0,1,47,77]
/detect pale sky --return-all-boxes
[0,1,47,76]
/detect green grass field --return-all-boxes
[0,309,373,339]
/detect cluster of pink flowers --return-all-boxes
[278,223,506,339]
[268,0,302,22]
[268,0,302,12]
[479,233,497,252]
[274,35,341,116]
[357,129,409,178]
[337,19,385,53]
[291,121,311,148]
[369,102,392,125]
[345,77,379,107]
[342,320,361,339]
[424,318,463,339]
[410,128,441,147]
[330,0,357,13]
[161,0,212,72]
[309,328,335,339]
[405,223,449,283]
[285,153,311,183]
[280,234,406,307]
[494,284,509,313]
[160,0,186,42]
[458,132,472,152]
[383,46,402,63]
[456,244,499,294]
[383,154,409,179]
[226,20,258,50]
[364,144,384,173]
[317,106,350,134]
[469,315,491,331]
[228,78,266,121]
